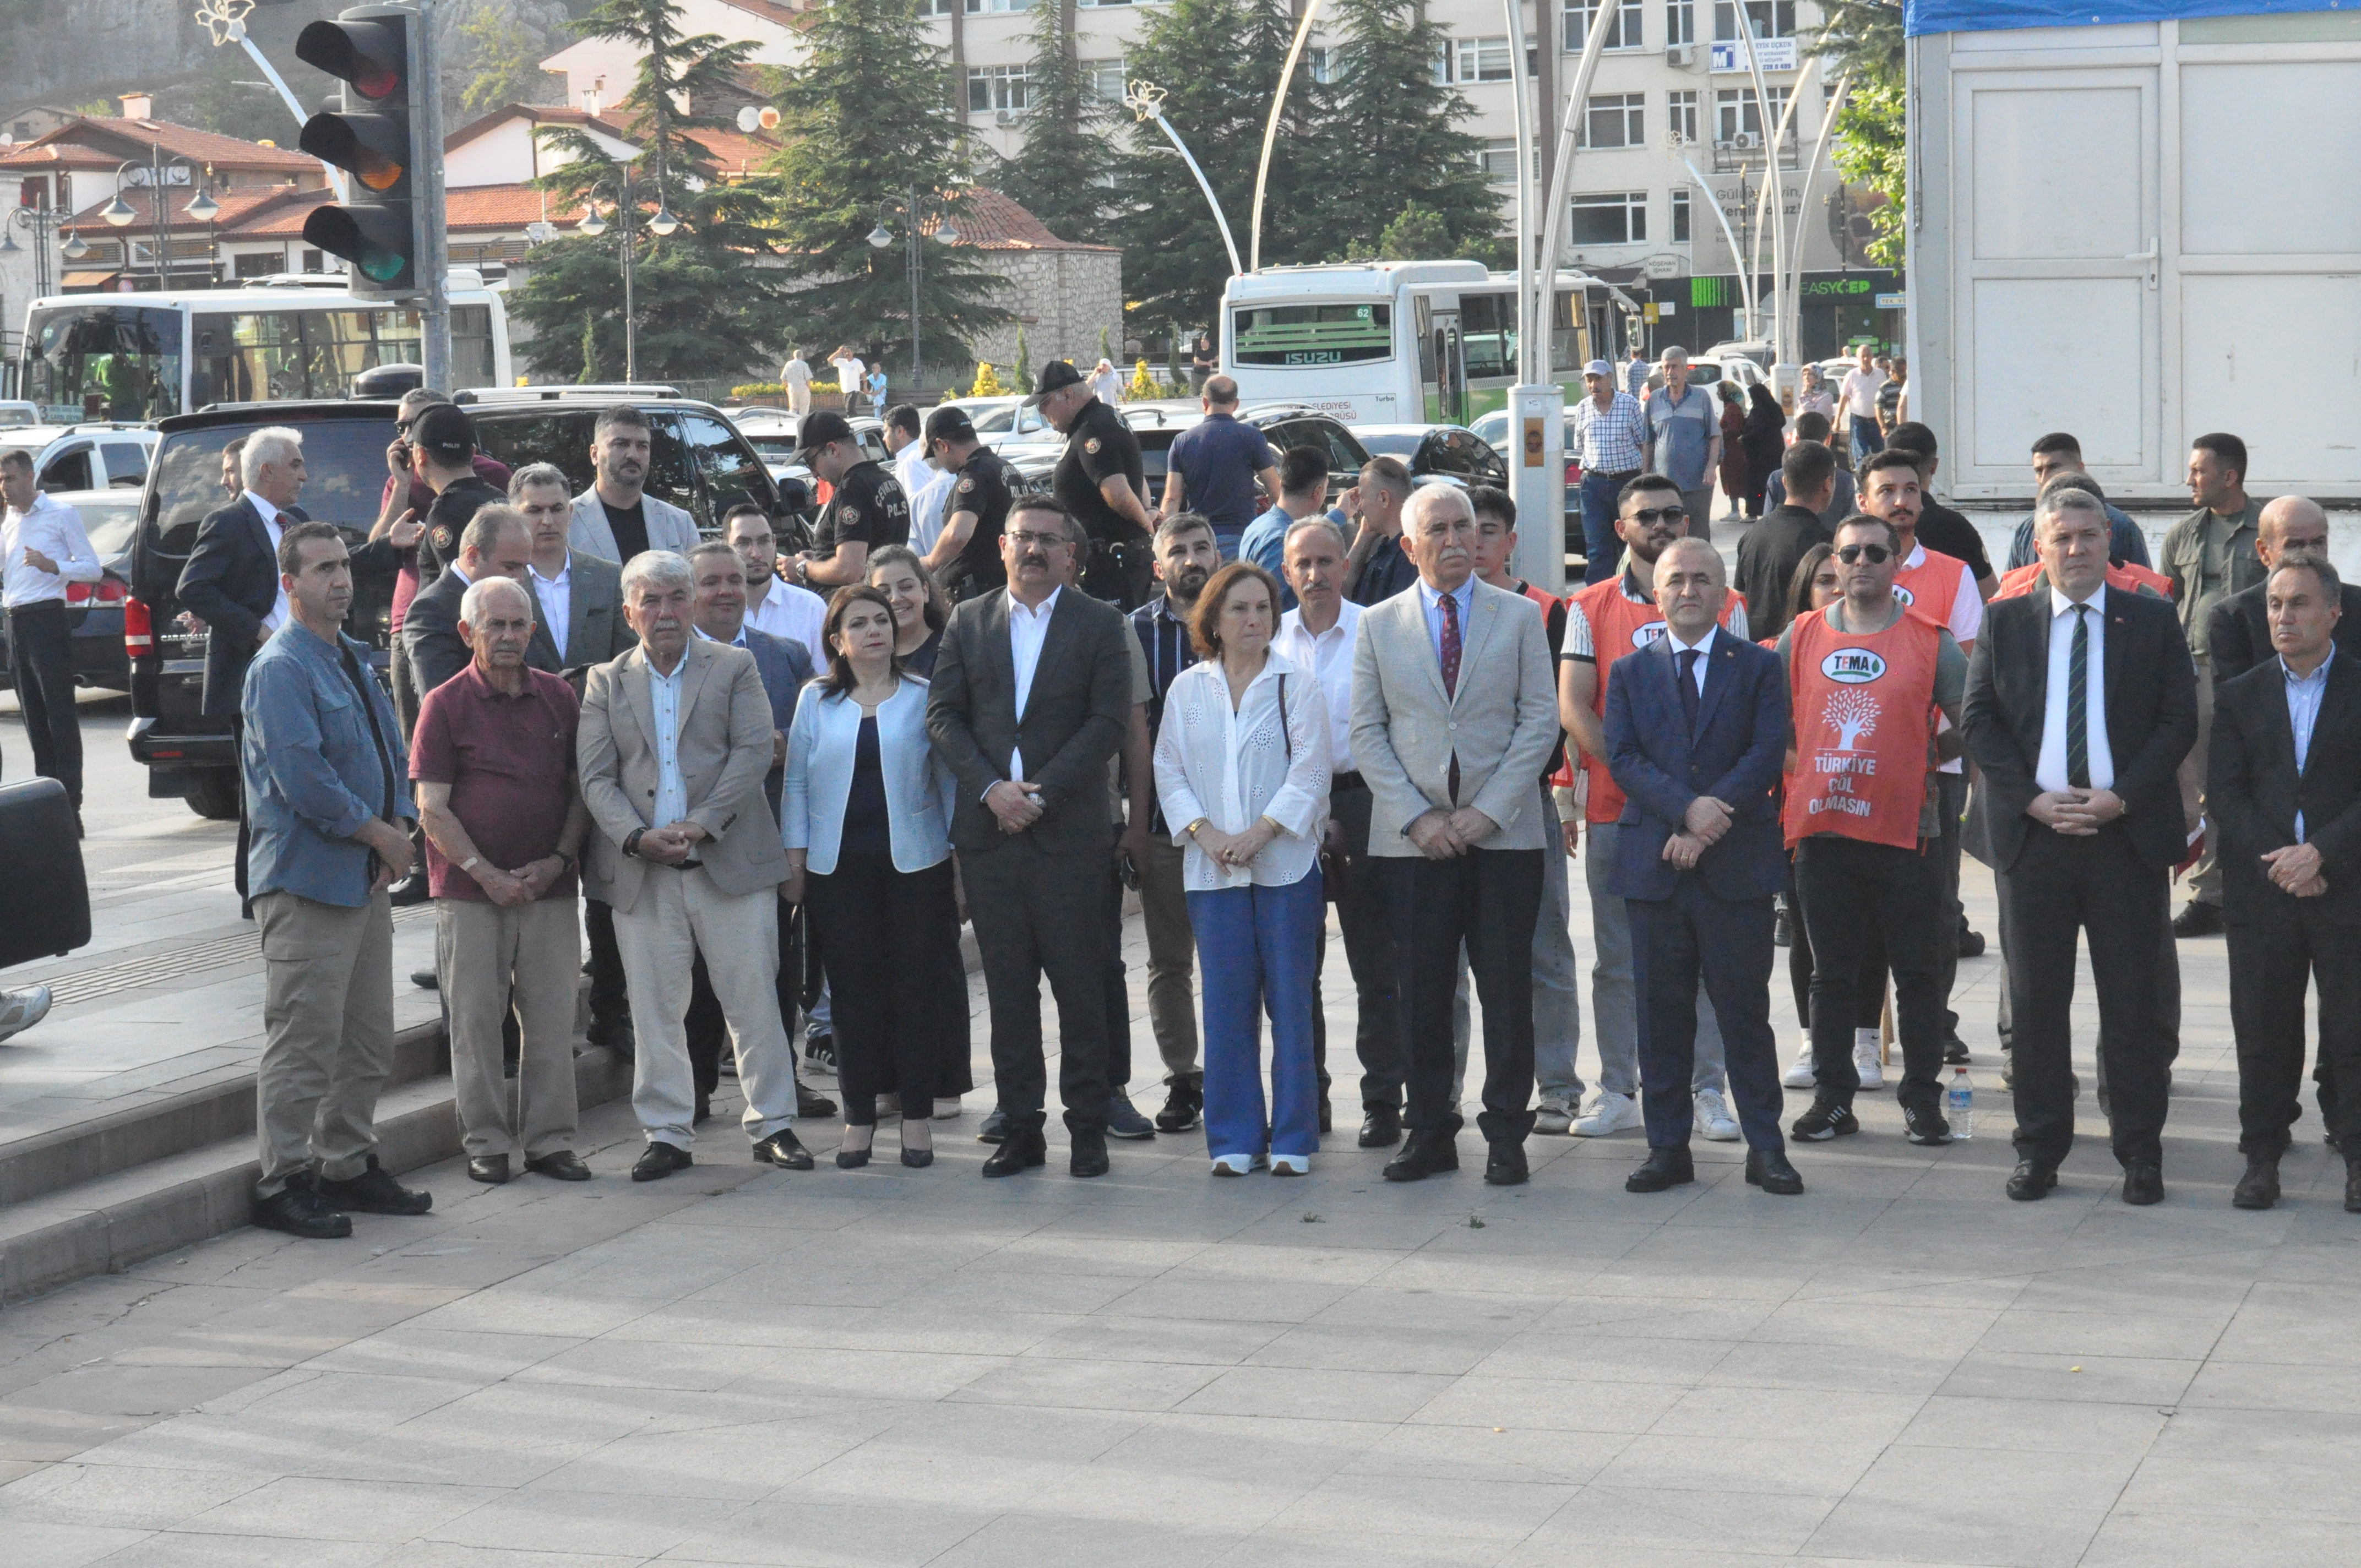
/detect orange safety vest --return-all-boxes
[1892,543,1968,631]
[1571,574,1746,825]
[1783,605,1944,852]
[1993,559,2174,602]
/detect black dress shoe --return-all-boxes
[2121,1158,2164,1206]
[632,1142,694,1182]
[1359,1103,1403,1149]
[1070,1125,1110,1178]
[1957,925,1987,959]
[524,1150,592,1181]
[1625,1146,1695,1193]
[1943,1038,1971,1065]
[1483,1140,1530,1186]
[982,1127,1047,1176]
[586,1015,635,1057]
[797,1084,838,1119]
[902,1146,934,1168]
[753,1129,814,1170]
[2005,1159,2058,1201]
[1382,1128,1460,1182]
[467,1155,511,1185]
[2171,900,2225,937]
[1318,1098,1333,1135]
[254,1174,352,1240]
[317,1156,432,1215]
[1746,1149,1804,1195]
[977,1107,1010,1144]
[836,1139,872,1170]
[2232,1153,2281,1211]
[410,968,439,990]
[694,1091,711,1126]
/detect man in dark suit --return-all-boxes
[2205,497,2361,685]
[178,427,416,905]
[1963,488,2198,1204]
[928,495,1134,1178]
[1604,535,1802,1195]
[402,509,536,701]
[2210,556,2361,1212]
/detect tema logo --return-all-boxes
[1821,649,1887,685]
[1631,620,1669,648]
[1891,583,1916,605]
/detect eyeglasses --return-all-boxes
[1626,506,1688,524]
[1836,544,1892,564]
[1007,529,1073,550]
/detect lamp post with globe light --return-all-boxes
[1,204,89,301]
[574,159,680,383]
[866,190,960,396]
[100,151,221,287]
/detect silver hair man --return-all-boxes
[241,427,303,487]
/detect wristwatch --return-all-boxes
[622,828,646,859]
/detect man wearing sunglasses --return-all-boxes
[1558,475,1746,1143]
[1777,516,1967,1148]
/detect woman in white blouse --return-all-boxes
[1152,561,1331,1175]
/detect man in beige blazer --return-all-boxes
[1350,486,1559,1187]
[578,550,809,1180]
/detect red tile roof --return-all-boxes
[66,185,312,233]
[935,188,1117,253]
[0,116,315,172]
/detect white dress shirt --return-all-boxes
[531,557,572,663]
[1152,652,1331,890]
[907,466,954,556]
[2034,586,2115,793]
[1272,600,1362,774]
[1666,624,1717,693]
[744,576,828,668]
[247,492,292,631]
[649,654,690,827]
[1008,585,1060,781]
[1,492,102,609]
[893,442,933,504]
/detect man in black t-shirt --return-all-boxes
[410,405,504,587]
[1035,359,1154,606]
[918,405,1015,598]
[788,410,908,591]
[1882,422,1997,597]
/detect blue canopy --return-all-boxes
[1907,1,2352,36]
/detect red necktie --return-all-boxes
[1440,591,1462,699]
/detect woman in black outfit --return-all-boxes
[867,543,948,676]
[1740,383,1787,520]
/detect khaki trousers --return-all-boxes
[253,889,395,1197]
[438,896,581,1159]
[1136,829,1201,1083]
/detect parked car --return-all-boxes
[126,401,409,819]
[0,423,159,491]
[459,392,793,541]
[0,487,138,695]
[1351,423,1512,492]
[1125,405,1372,514]
[935,395,1063,459]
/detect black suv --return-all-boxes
[127,401,407,819]
[1123,404,1373,508]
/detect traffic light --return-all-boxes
[296,7,418,295]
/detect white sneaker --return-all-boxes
[1853,1028,1886,1090]
[0,985,50,1043]
[1782,1034,1818,1090]
[1210,1154,1255,1177]
[1571,1091,1642,1137]
[1269,1153,1310,1177]
[1534,1098,1575,1135]
[1694,1087,1741,1141]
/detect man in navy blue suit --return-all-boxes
[1604,535,1803,1195]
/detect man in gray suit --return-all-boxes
[1352,486,1560,1186]
[513,463,633,679]
[567,405,701,566]
[927,494,1135,1179]
[578,550,808,1181]
[402,507,536,702]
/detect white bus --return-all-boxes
[1221,262,1625,427]
[17,274,510,423]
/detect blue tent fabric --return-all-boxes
[1907,1,2353,37]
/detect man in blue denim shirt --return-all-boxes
[243,521,431,1240]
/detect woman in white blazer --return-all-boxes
[783,586,961,1169]
[1154,561,1331,1176]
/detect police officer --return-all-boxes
[918,405,1016,602]
[788,410,910,591]
[1033,359,1154,606]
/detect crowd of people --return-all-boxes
[189,350,2359,1241]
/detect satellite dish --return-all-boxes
[737,106,759,133]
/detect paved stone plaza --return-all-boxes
[4,852,2359,1568]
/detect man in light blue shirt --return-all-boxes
[1239,444,1335,609]
[1641,348,1723,544]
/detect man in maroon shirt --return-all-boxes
[411,575,592,1185]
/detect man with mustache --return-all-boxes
[566,405,700,568]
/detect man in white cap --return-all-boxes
[1570,358,1646,586]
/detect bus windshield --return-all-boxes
[1232,302,1392,367]
[23,305,185,422]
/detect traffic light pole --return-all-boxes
[408,0,453,391]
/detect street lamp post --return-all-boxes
[101,148,219,288]
[1,203,85,299]
[868,191,961,395]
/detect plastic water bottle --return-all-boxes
[1947,1067,1974,1141]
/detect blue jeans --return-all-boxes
[1579,471,1631,585]
[1849,415,1884,460]
[1188,868,1324,1159]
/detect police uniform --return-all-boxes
[1048,386,1148,605]
[813,459,911,563]
[946,445,1016,598]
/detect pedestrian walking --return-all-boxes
[1158,375,1280,558]
[1,449,100,818]
[1641,350,1722,545]
[782,348,813,417]
[1837,346,1887,462]
[1739,384,1785,520]
[1716,383,1750,522]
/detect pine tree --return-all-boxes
[508,0,791,382]
[1806,1,1907,268]
[996,0,1119,244]
[1317,0,1498,260]
[766,0,1011,372]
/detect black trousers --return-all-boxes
[809,856,956,1126]
[963,842,1111,1134]
[2229,899,2361,1157]
[1100,856,1134,1096]
[2002,822,2173,1168]
[1629,878,1785,1151]
[7,601,81,807]
[1311,783,1406,1111]
[1785,858,1887,1030]
[1794,834,1947,1113]
[584,897,629,1037]
[685,893,799,1098]
[1386,847,1541,1143]
[1933,771,1966,1041]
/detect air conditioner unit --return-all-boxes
[1666,44,1695,67]
[1732,131,1761,149]
[994,108,1017,126]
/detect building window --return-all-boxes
[1578,92,1644,149]
[302,248,324,273]
[1451,36,1515,83]
[919,0,955,14]
[1570,192,1647,246]
[1479,139,1518,184]
[1565,0,1641,51]
[968,66,1029,113]
[1304,46,1332,84]
[1717,86,1790,141]
[1667,0,1696,46]
[966,0,1036,11]
[1714,1,1796,40]
[232,252,281,280]
[1084,58,1127,102]
[1668,89,1699,143]
[1671,188,1691,242]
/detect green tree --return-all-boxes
[459,1,565,117]
[1375,203,1449,262]
[765,0,1011,371]
[509,0,791,382]
[997,1,1119,244]
[1317,0,1498,260]
[1806,0,1907,268]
